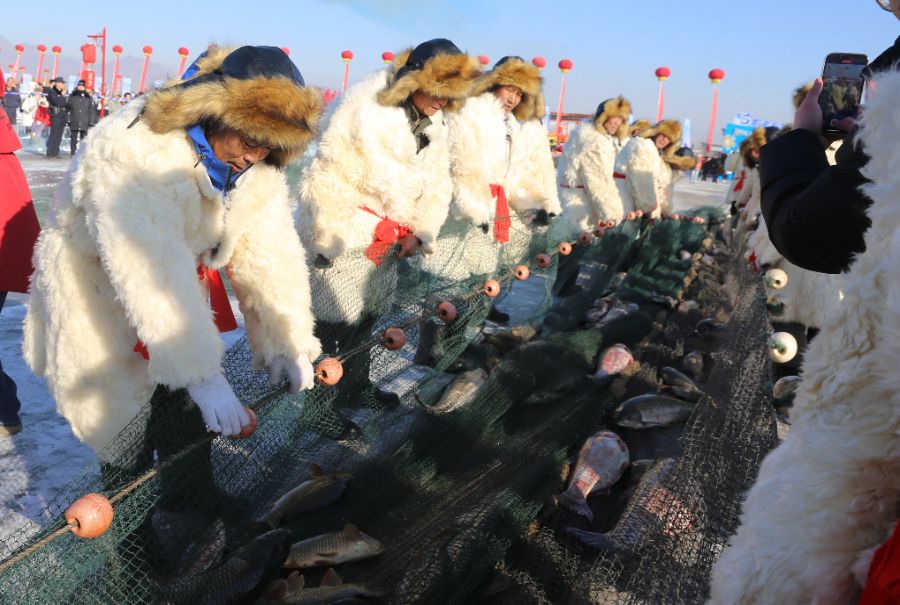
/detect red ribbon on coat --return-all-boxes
[490,184,510,244]
[134,264,238,360]
[734,169,746,192]
[559,184,584,189]
[859,520,900,605]
[359,206,410,266]
[613,172,626,179]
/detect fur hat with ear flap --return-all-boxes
[593,97,632,140]
[469,56,543,121]
[528,87,547,122]
[138,45,323,169]
[793,81,814,109]
[377,38,481,113]
[740,126,768,169]
[667,146,698,171]
[639,119,682,157]
[628,119,652,137]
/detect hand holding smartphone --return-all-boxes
[818,53,868,136]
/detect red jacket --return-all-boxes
[34,105,50,127]
[0,103,41,293]
[860,521,900,605]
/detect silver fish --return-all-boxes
[567,459,693,554]
[284,524,384,569]
[592,344,634,380]
[260,568,384,604]
[427,368,487,414]
[678,250,692,261]
[682,351,704,380]
[660,367,704,398]
[560,430,629,520]
[649,293,678,309]
[677,300,697,313]
[595,303,640,329]
[694,317,727,334]
[613,395,695,429]
[700,255,715,266]
[252,465,352,532]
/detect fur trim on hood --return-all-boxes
[794,82,814,109]
[741,126,768,169]
[666,146,697,171]
[593,97,632,141]
[377,39,481,112]
[139,45,323,169]
[640,119,682,157]
[470,56,543,121]
[629,119,651,137]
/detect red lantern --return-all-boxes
[143,45,153,55]
[382,51,394,64]
[36,45,48,84]
[82,43,96,65]
[52,46,62,79]
[176,47,190,79]
[82,70,95,90]
[280,47,290,56]
[53,45,61,54]
[655,67,671,81]
[112,45,122,53]
[558,59,573,73]
[178,47,189,57]
[37,44,47,53]
[532,56,546,69]
[340,50,353,93]
[709,68,725,83]
[139,46,153,93]
[341,50,354,62]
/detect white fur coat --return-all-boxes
[296,68,452,260]
[557,120,625,234]
[508,120,561,215]
[725,153,745,204]
[614,136,665,218]
[24,101,321,454]
[707,70,900,605]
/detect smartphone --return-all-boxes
[818,53,868,135]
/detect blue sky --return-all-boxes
[2,0,898,143]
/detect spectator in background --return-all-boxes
[46,77,67,158]
[106,94,122,114]
[122,92,132,104]
[31,91,50,138]
[3,79,21,126]
[67,80,97,155]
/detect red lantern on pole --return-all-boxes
[111,45,122,94]
[36,45,47,84]
[176,47,190,79]
[655,67,671,123]
[706,69,725,154]
[555,59,573,137]
[382,51,394,65]
[82,43,97,66]
[478,55,490,69]
[52,46,61,79]
[280,47,290,56]
[12,44,24,80]
[341,50,353,93]
[532,56,546,71]
[139,45,153,93]
[83,69,95,91]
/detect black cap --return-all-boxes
[77,80,86,86]
[179,46,304,90]
[394,39,462,83]
[51,76,65,83]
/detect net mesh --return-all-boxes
[0,208,777,605]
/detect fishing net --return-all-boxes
[0,205,777,605]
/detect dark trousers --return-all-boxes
[0,292,22,427]
[46,114,66,157]
[70,129,87,156]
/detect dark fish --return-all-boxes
[594,303,640,329]
[694,317,727,335]
[249,465,352,534]
[628,460,654,484]
[660,367,704,398]
[284,524,384,569]
[424,368,487,414]
[649,293,678,309]
[497,341,592,404]
[613,395,694,429]
[773,376,802,409]
[681,351,704,380]
[156,529,292,605]
[261,568,384,604]
[481,332,522,357]
[566,459,693,554]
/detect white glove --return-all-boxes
[187,373,249,437]
[267,355,315,394]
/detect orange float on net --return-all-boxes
[383,328,407,350]
[660,211,669,220]
[536,254,552,268]
[636,209,644,218]
[230,408,258,440]
[593,226,606,238]
[558,242,573,255]
[315,358,343,385]
[437,302,457,323]
[626,211,636,221]
[578,231,593,244]
[514,265,530,280]
[694,216,705,224]
[483,279,501,297]
[671,213,681,221]
[606,219,617,229]
[66,494,114,539]
[682,214,693,221]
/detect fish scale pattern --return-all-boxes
[0,207,771,605]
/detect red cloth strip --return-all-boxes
[559,184,584,189]
[359,206,410,266]
[134,264,237,360]
[734,169,746,192]
[490,184,510,244]
[613,172,626,179]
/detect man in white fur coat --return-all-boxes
[24,46,323,467]
[614,119,695,218]
[706,68,900,605]
[556,97,632,234]
[296,39,480,406]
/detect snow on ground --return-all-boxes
[0,151,733,545]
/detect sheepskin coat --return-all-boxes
[507,119,562,216]
[557,120,625,233]
[23,100,321,454]
[707,70,900,605]
[725,154,746,206]
[614,136,665,217]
